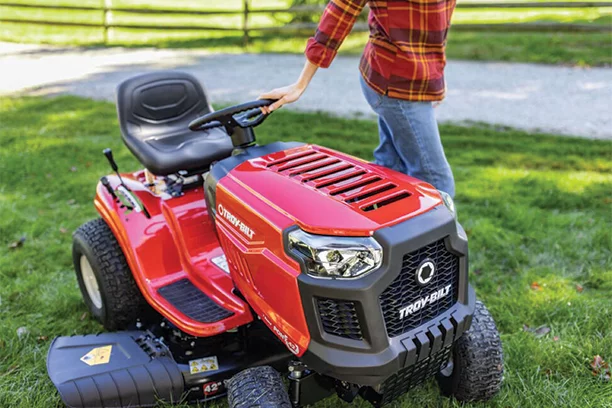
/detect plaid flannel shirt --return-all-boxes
[305,0,456,102]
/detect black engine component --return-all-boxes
[287,362,335,407]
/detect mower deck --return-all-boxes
[94,171,253,337]
[47,326,294,407]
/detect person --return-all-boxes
[259,0,457,197]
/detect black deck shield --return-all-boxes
[47,328,294,407]
[47,331,184,408]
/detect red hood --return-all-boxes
[225,144,443,236]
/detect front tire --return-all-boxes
[226,366,291,408]
[436,300,504,401]
[73,218,147,330]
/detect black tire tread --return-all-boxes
[437,300,504,401]
[73,218,147,330]
[226,366,291,408]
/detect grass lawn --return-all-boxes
[0,0,611,66]
[0,95,611,407]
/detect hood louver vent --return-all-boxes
[266,148,411,212]
[362,192,411,212]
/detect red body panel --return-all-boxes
[215,179,309,355]
[215,144,444,358]
[226,144,443,236]
[94,171,253,337]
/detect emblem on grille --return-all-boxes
[416,259,436,285]
[398,284,452,320]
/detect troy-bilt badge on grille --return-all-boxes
[398,284,452,320]
[415,258,436,285]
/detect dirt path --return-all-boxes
[1,42,610,139]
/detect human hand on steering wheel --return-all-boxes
[258,60,319,114]
[258,83,306,114]
[188,99,277,134]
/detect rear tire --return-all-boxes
[226,366,291,408]
[73,218,148,330]
[436,300,503,401]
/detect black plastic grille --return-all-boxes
[379,346,452,405]
[316,298,363,340]
[380,238,459,337]
[158,279,233,323]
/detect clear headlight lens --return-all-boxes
[438,190,456,219]
[288,229,383,279]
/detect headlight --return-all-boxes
[438,190,456,219]
[288,229,383,279]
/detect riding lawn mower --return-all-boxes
[47,71,504,407]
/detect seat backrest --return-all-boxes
[116,71,212,142]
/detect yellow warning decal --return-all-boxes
[80,345,112,366]
[189,356,219,374]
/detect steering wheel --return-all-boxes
[189,99,276,135]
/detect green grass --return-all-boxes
[0,96,611,407]
[0,0,611,66]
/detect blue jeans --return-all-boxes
[360,77,455,198]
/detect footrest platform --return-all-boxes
[157,278,234,323]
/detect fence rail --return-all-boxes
[0,1,610,45]
[1,1,611,12]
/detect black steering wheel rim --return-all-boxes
[188,99,276,134]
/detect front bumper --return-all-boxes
[291,206,475,386]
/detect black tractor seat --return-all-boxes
[116,71,233,176]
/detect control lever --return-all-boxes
[100,176,117,200]
[103,148,127,187]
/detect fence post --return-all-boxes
[242,0,249,48]
[103,0,112,44]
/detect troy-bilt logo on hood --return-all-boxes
[217,204,255,239]
[399,284,452,320]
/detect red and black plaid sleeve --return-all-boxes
[305,0,457,101]
[305,0,367,68]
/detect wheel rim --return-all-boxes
[439,355,454,378]
[80,255,102,309]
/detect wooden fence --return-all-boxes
[0,1,610,45]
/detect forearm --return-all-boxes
[258,60,319,112]
[296,60,319,90]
